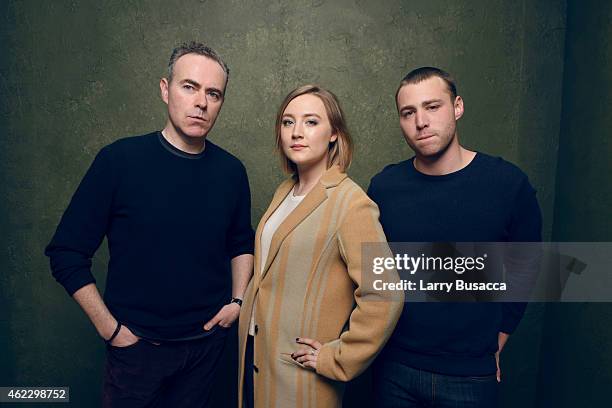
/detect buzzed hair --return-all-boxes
[395,67,458,111]
[167,41,229,84]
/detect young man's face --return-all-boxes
[160,53,227,139]
[396,76,464,158]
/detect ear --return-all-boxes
[160,78,169,104]
[330,133,338,143]
[454,96,464,120]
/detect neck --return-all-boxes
[294,159,328,196]
[161,122,206,154]
[414,135,475,175]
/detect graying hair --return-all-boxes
[167,41,230,84]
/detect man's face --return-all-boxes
[160,53,227,139]
[396,76,464,158]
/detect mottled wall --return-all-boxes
[537,1,612,407]
[0,0,590,406]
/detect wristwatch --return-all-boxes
[230,297,243,307]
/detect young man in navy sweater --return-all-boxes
[45,42,254,407]
[368,67,542,407]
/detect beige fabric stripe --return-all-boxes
[306,184,357,335]
[305,207,334,408]
[264,235,292,407]
[304,183,357,405]
[302,188,338,327]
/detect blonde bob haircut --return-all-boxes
[275,85,354,176]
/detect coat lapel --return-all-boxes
[258,165,347,282]
[253,178,296,278]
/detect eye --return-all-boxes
[183,84,195,91]
[427,105,440,111]
[402,110,414,118]
[305,119,318,126]
[207,90,221,101]
[281,119,294,127]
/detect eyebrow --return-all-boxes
[207,87,224,96]
[180,79,224,96]
[181,79,201,88]
[399,99,444,112]
[283,113,322,118]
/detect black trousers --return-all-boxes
[243,335,255,408]
[103,329,227,408]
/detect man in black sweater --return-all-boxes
[45,42,255,407]
[368,67,542,407]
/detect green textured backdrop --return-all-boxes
[1,0,610,407]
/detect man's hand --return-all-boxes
[495,350,501,382]
[496,332,510,383]
[204,303,240,330]
[110,325,140,347]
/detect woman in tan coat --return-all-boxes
[238,85,403,408]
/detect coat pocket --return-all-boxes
[279,353,308,369]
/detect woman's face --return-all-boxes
[280,94,337,172]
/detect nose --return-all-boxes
[195,90,208,111]
[292,121,304,139]
[415,110,428,130]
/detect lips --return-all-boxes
[188,116,208,122]
[290,144,307,150]
[417,133,435,141]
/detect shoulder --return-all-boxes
[477,152,528,179]
[475,152,533,192]
[370,159,412,184]
[87,133,156,168]
[105,132,157,152]
[369,160,413,190]
[336,176,367,195]
[335,176,379,212]
[334,177,383,235]
[367,159,413,198]
[205,140,248,173]
[95,132,158,164]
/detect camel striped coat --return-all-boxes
[238,165,403,408]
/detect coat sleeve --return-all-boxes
[315,192,403,381]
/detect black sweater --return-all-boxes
[367,152,542,376]
[46,132,254,340]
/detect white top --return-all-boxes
[249,189,305,336]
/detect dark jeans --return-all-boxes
[373,359,498,408]
[103,328,227,408]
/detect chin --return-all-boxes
[287,157,307,167]
[182,129,208,139]
[284,151,305,164]
[417,147,441,156]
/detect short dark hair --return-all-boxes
[167,41,229,84]
[395,67,457,111]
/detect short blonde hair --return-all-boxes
[275,85,353,175]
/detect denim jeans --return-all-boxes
[373,359,499,408]
[103,328,227,408]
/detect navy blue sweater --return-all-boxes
[368,153,542,376]
[46,132,255,340]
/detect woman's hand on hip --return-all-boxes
[292,337,322,370]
